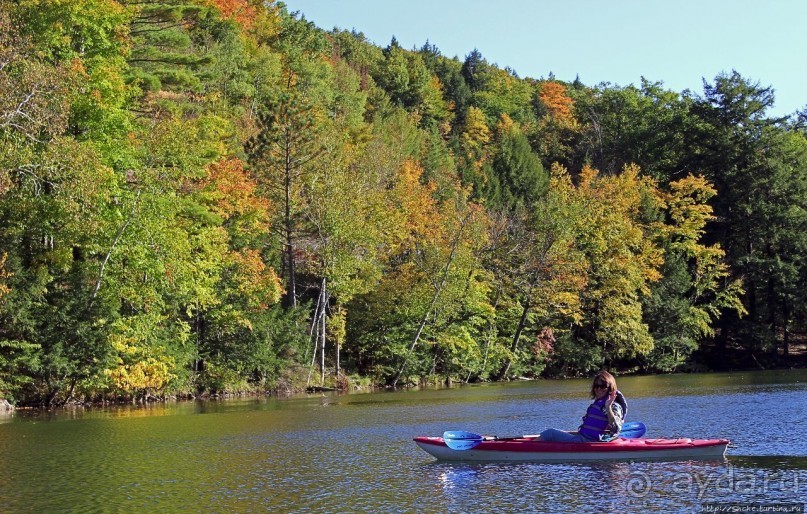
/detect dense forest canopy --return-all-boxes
[1,0,805,405]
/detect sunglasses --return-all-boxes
[594,382,608,389]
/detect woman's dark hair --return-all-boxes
[590,370,618,399]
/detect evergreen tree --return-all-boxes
[461,48,488,92]
[127,1,216,93]
[683,71,794,361]
[488,115,547,210]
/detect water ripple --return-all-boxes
[1,370,806,512]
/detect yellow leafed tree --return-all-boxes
[554,163,664,358]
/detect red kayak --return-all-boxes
[413,436,730,462]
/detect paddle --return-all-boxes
[442,421,647,451]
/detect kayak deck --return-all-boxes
[413,436,730,462]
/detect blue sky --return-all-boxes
[281,0,806,118]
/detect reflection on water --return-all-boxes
[0,369,805,512]
[423,457,806,513]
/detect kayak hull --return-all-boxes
[413,436,729,462]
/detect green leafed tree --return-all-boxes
[643,174,746,371]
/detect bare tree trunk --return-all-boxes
[497,296,531,380]
[304,287,322,364]
[335,306,341,378]
[470,283,502,383]
[392,213,470,388]
[306,286,325,387]
[392,309,432,388]
[284,139,297,308]
[306,328,318,388]
[90,190,140,306]
[320,278,327,385]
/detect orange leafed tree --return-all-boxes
[201,158,270,230]
[227,248,283,309]
[200,158,282,309]
[538,81,574,124]
[205,0,259,30]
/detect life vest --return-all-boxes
[578,390,626,441]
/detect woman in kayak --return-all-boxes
[538,371,625,443]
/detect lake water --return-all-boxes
[1,370,806,512]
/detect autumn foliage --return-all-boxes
[2,0,795,404]
[205,0,259,30]
[538,81,574,124]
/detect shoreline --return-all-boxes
[4,359,805,412]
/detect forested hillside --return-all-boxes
[1,0,805,405]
